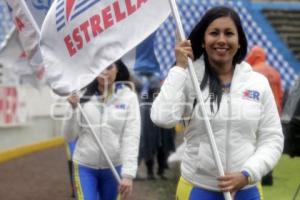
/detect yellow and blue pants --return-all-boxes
[176,177,263,200]
[73,163,121,200]
[66,139,77,158]
[66,139,78,197]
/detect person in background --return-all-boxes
[64,130,78,198]
[132,32,175,180]
[62,60,141,200]
[135,73,176,180]
[136,73,161,180]
[246,45,283,114]
[156,127,176,179]
[246,46,283,186]
[61,94,79,199]
[281,75,300,157]
[151,6,283,200]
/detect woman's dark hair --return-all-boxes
[188,6,248,112]
[115,59,130,82]
[79,59,130,103]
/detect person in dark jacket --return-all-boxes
[133,32,175,180]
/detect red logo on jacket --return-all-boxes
[243,90,260,101]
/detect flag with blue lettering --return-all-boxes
[40,0,170,96]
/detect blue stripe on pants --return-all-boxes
[74,163,121,200]
[176,177,261,200]
[189,185,260,200]
[189,187,260,200]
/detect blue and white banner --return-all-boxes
[40,0,170,96]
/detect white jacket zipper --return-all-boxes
[225,94,232,172]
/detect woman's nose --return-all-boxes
[217,34,226,44]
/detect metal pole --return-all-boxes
[77,103,121,183]
[168,0,232,199]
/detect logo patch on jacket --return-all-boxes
[243,90,260,101]
[115,103,128,109]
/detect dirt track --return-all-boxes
[0,145,178,200]
[0,146,72,200]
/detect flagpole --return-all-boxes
[19,0,41,35]
[77,103,121,183]
[168,1,232,199]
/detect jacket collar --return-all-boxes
[193,58,253,91]
[194,57,252,74]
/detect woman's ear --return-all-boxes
[202,43,205,48]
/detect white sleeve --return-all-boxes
[242,79,284,182]
[151,66,188,128]
[61,105,80,142]
[120,92,141,178]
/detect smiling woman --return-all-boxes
[62,60,141,200]
[203,17,239,71]
[151,6,283,200]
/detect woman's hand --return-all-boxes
[67,94,79,109]
[175,40,194,69]
[119,177,133,200]
[218,172,248,193]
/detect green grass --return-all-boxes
[263,155,300,200]
[148,155,300,200]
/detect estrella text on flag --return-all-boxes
[58,0,147,57]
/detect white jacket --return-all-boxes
[151,59,283,190]
[62,85,141,178]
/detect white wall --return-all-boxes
[0,85,66,151]
[0,116,62,151]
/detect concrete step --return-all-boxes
[263,9,300,61]
[264,10,300,17]
[253,0,300,2]
[274,26,300,34]
[268,19,300,27]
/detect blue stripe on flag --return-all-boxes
[57,22,66,31]
[71,0,100,20]
[57,0,64,9]
[56,15,64,25]
[56,0,65,31]
[56,7,64,18]
[75,0,90,10]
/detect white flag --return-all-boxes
[5,0,40,60]
[0,29,31,76]
[0,28,43,86]
[40,0,170,96]
[6,0,52,82]
[23,0,53,28]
